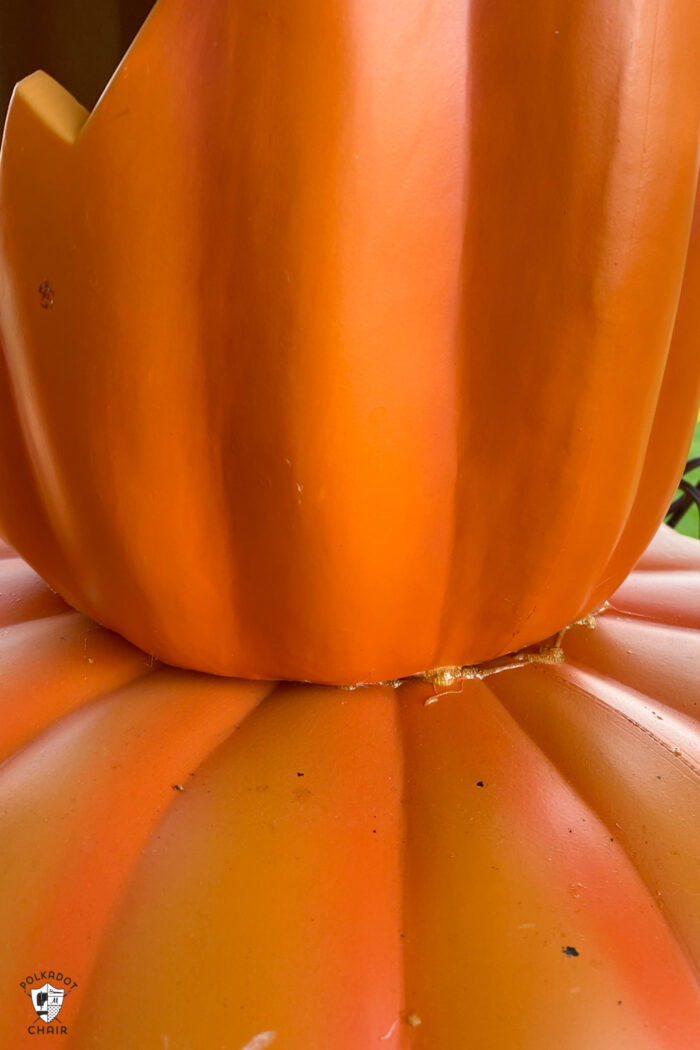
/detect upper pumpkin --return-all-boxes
[1,0,700,682]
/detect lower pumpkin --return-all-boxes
[1,526,699,1049]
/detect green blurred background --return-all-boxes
[675,419,700,537]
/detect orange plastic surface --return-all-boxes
[0,525,699,1048]
[1,1,700,681]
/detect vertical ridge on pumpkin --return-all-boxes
[608,571,700,630]
[0,611,157,763]
[489,663,700,994]
[563,615,700,724]
[438,0,700,668]
[398,674,700,1049]
[0,669,273,1044]
[64,682,406,1049]
[594,174,700,603]
[0,345,72,601]
[631,524,700,572]
[0,555,70,625]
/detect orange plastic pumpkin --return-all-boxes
[1,0,700,682]
[1,524,700,1048]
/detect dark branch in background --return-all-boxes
[666,457,700,538]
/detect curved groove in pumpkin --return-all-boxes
[485,671,700,1042]
[609,572,700,630]
[488,663,700,984]
[0,669,274,1039]
[67,682,405,1050]
[632,523,700,572]
[567,665,700,775]
[595,175,700,599]
[562,615,700,724]
[398,674,700,1048]
[0,348,77,596]
[482,671,700,1037]
[0,556,69,626]
[0,610,158,763]
[0,346,80,602]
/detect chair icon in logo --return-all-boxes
[30,984,65,1023]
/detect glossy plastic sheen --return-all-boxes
[1,1,700,681]
[1,526,700,1048]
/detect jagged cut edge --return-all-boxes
[6,71,89,146]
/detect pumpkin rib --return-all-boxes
[0,658,275,786]
[632,524,700,571]
[600,609,700,633]
[65,674,282,1017]
[489,670,700,1039]
[68,681,407,1050]
[562,615,700,724]
[565,658,700,732]
[0,612,158,764]
[608,602,700,629]
[0,558,70,626]
[400,673,700,1047]
[592,176,700,602]
[489,663,700,988]
[0,648,161,771]
[0,348,82,608]
[609,572,700,631]
[481,678,700,1027]
[0,528,700,1045]
[493,662,700,789]
[0,353,74,590]
[560,13,697,620]
[479,668,700,1024]
[561,664,700,778]
[0,669,276,1041]
[0,600,70,630]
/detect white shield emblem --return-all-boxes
[31,983,65,1023]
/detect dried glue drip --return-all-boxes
[422,646,564,691]
[335,604,610,696]
[339,678,403,691]
[419,603,608,705]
